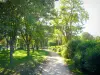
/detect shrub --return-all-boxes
[57,52,61,55]
[49,41,58,46]
[82,44,100,74]
[76,41,100,74]
[77,40,97,52]
[65,39,100,74]
[56,47,61,55]
[61,49,68,58]
[49,46,56,52]
[50,46,62,53]
[52,47,57,52]
[67,39,81,58]
[73,50,82,69]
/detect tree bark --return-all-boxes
[26,44,30,56]
[9,38,14,64]
[32,45,34,52]
[6,39,9,50]
[36,44,39,50]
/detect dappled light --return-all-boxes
[33,51,73,75]
[0,50,48,75]
[0,0,99,75]
[13,50,27,57]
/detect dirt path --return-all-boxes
[34,50,73,75]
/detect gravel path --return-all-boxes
[35,50,73,75]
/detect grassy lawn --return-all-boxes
[0,49,49,75]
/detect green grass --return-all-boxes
[0,49,49,75]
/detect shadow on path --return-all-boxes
[34,50,73,75]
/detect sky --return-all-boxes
[83,0,100,36]
[55,0,100,36]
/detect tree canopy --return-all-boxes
[0,0,55,64]
[51,0,89,42]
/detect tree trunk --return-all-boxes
[14,42,16,50]
[35,40,39,50]
[10,38,14,64]
[36,44,39,50]
[32,45,34,52]
[41,42,43,49]
[6,39,9,50]
[26,44,30,56]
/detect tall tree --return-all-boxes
[0,0,55,63]
[52,0,89,42]
[0,1,21,64]
[18,0,54,56]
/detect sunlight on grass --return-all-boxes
[13,50,27,57]
[0,49,49,75]
[0,68,4,72]
[12,50,48,65]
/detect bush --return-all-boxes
[49,46,56,52]
[77,40,97,52]
[50,45,67,56]
[56,47,62,55]
[76,41,100,74]
[82,44,100,74]
[50,46,63,53]
[49,41,58,46]
[73,50,82,69]
[61,48,68,58]
[57,52,61,55]
[67,39,81,58]
[64,39,100,74]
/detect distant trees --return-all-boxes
[81,32,94,40]
[0,0,54,64]
[95,36,100,41]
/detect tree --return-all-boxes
[95,36,100,41]
[0,1,22,64]
[51,0,89,42]
[81,32,94,40]
[0,0,55,63]
[18,0,54,56]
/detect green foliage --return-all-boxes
[50,46,61,52]
[0,49,48,74]
[73,40,98,71]
[49,45,66,56]
[49,41,58,46]
[81,32,94,40]
[80,42,100,74]
[0,50,9,67]
[65,59,83,75]
[67,39,81,58]
[64,39,100,74]
[77,40,97,52]
[52,0,89,42]
[0,0,54,63]
[95,36,100,42]
[61,49,68,58]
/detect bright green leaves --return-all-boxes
[51,0,89,42]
